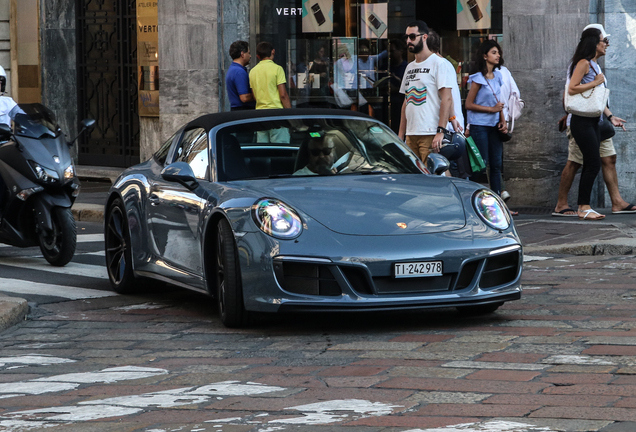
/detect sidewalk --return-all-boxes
[2,174,636,332]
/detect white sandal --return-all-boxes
[579,209,605,220]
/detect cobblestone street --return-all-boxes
[0,253,634,431]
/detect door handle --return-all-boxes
[149,194,160,206]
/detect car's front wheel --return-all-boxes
[105,198,136,293]
[216,218,249,327]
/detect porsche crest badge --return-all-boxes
[396,223,407,229]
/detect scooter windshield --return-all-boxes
[14,103,62,139]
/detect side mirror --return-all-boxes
[161,162,199,190]
[68,119,96,146]
[426,153,450,176]
[0,123,12,140]
[80,119,96,132]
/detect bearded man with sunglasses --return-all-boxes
[293,136,337,176]
[398,20,454,163]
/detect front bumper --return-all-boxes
[237,228,523,313]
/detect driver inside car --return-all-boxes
[293,134,353,176]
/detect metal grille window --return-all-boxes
[76,0,140,167]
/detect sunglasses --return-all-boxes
[602,38,610,44]
[309,147,333,156]
[404,33,425,41]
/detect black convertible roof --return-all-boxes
[184,108,375,130]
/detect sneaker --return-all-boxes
[501,190,511,202]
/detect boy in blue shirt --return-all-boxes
[226,41,255,111]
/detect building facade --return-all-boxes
[27,0,636,206]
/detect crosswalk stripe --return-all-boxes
[0,257,108,280]
[0,233,104,248]
[0,278,116,300]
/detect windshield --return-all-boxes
[14,103,61,139]
[215,117,427,181]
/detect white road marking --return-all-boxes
[0,380,286,430]
[0,279,116,300]
[441,361,548,371]
[33,366,169,384]
[523,255,552,262]
[0,355,76,368]
[405,420,553,431]
[0,233,104,248]
[0,379,408,430]
[270,399,402,425]
[541,355,615,365]
[0,366,167,397]
[0,257,107,280]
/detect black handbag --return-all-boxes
[498,130,512,142]
[599,116,616,141]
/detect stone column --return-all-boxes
[502,0,589,206]
[40,0,77,157]
[148,0,219,158]
[603,0,636,205]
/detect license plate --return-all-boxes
[394,261,443,278]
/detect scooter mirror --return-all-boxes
[80,119,96,132]
[69,119,96,146]
[0,123,12,140]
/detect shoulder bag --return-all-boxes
[564,64,609,118]
[485,78,512,142]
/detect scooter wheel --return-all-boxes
[39,207,77,267]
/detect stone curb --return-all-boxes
[72,204,104,223]
[0,296,28,333]
[524,238,636,256]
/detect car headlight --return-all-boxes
[252,198,302,239]
[473,190,510,230]
[64,164,75,180]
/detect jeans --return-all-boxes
[469,124,503,195]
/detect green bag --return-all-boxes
[466,136,486,173]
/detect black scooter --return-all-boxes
[0,104,95,266]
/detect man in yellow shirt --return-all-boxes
[249,41,291,142]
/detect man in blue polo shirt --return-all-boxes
[226,41,255,111]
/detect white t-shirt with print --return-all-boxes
[399,54,455,136]
[439,58,464,132]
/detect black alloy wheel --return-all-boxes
[216,218,249,328]
[105,198,135,293]
[39,207,76,267]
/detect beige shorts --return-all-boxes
[406,135,434,162]
[566,127,616,164]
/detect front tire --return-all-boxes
[39,207,76,267]
[105,198,136,293]
[216,218,249,328]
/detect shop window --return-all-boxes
[252,0,503,132]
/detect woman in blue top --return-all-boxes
[567,27,612,220]
[465,40,507,196]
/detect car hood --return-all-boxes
[241,175,466,236]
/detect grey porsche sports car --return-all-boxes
[104,109,522,327]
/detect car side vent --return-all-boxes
[273,261,342,296]
[340,267,373,295]
[455,260,480,291]
[480,251,520,289]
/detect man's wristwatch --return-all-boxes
[608,114,614,120]
[437,126,446,134]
